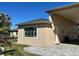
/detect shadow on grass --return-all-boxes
[3,43,40,56]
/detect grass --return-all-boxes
[0,43,39,56]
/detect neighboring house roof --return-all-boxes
[16,18,52,26]
[46,3,79,13]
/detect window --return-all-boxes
[24,27,37,37]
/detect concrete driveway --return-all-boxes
[24,44,79,56]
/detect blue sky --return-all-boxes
[0,2,74,29]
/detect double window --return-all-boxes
[24,27,37,37]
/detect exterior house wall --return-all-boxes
[45,27,55,46]
[18,23,54,47]
[50,13,76,42]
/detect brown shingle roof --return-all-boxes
[16,18,52,26]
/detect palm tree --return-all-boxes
[0,13,12,47]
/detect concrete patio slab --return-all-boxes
[24,44,79,56]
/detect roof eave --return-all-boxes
[46,3,79,13]
[16,22,52,26]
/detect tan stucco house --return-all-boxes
[17,3,79,47]
[16,18,54,47]
[47,3,79,44]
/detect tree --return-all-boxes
[0,13,11,32]
[0,13,12,47]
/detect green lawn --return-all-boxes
[0,43,39,56]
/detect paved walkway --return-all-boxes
[24,44,79,56]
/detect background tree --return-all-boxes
[0,13,12,46]
[0,13,11,32]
